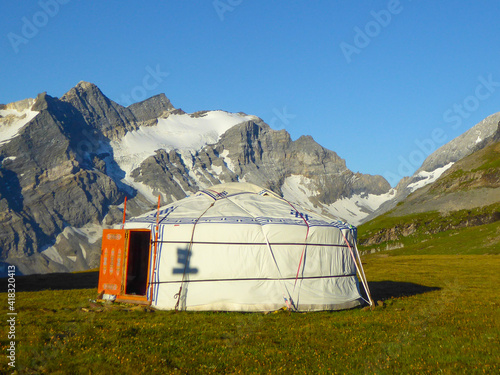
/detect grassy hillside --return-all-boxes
[430,139,500,193]
[358,203,500,256]
[1,254,499,374]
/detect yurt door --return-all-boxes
[98,229,127,296]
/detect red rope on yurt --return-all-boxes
[121,196,127,230]
[280,199,310,288]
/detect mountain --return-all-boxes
[358,122,500,254]
[0,82,391,275]
[388,123,500,216]
[363,111,500,223]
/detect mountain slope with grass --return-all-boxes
[358,124,500,255]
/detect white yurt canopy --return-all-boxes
[99,182,372,311]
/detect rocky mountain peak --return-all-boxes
[292,134,346,173]
[62,81,105,103]
[417,111,500,174]
[1,97,36,111]
[57,82,178,140]
[363,112,500,224]
[60,82,136,140]
[31,92,63,112]
[127,93,175,122]
[76,80,96,90]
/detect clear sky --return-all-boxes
[1,1,499,186]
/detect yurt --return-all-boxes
[97,182,372,311]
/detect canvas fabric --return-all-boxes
[124,182,363,311]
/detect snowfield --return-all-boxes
[281,174,396,225]
[108,111,257,202]
[0,106,39,145]
[326,190,396,225]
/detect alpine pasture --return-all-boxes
[1,250,498,374]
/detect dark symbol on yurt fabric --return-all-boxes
[216,191,228,199]
[172,249,198,274]
[290,209,310,221]
[159,206,176,217]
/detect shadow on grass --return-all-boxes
[4,273,440,303]
[1,271,99,292]
[364,281,441,301]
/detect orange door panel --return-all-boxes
[98,229,127,295]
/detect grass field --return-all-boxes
[1,253,499,374]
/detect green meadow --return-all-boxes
[1,253,499,374]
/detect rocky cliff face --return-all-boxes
[418,112,500,174]
[0,82,391,275]
[0,88,127,274]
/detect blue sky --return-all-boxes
[1,1,499,186]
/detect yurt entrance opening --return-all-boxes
[125,230,151,296]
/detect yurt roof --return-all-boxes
[128,182,352,230]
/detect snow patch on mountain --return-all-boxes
[130,177,159,203]
[1,156,17,164]
[178,149,195,169]
[281,175,320,208]
[79,244,87,259]
[211,165,223,176]
[65,223,103,244]
[407,162,454,193]
[219,149,237,172]
[41,246,64,264]
[0,107,39,145]
[327,190,396,225]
